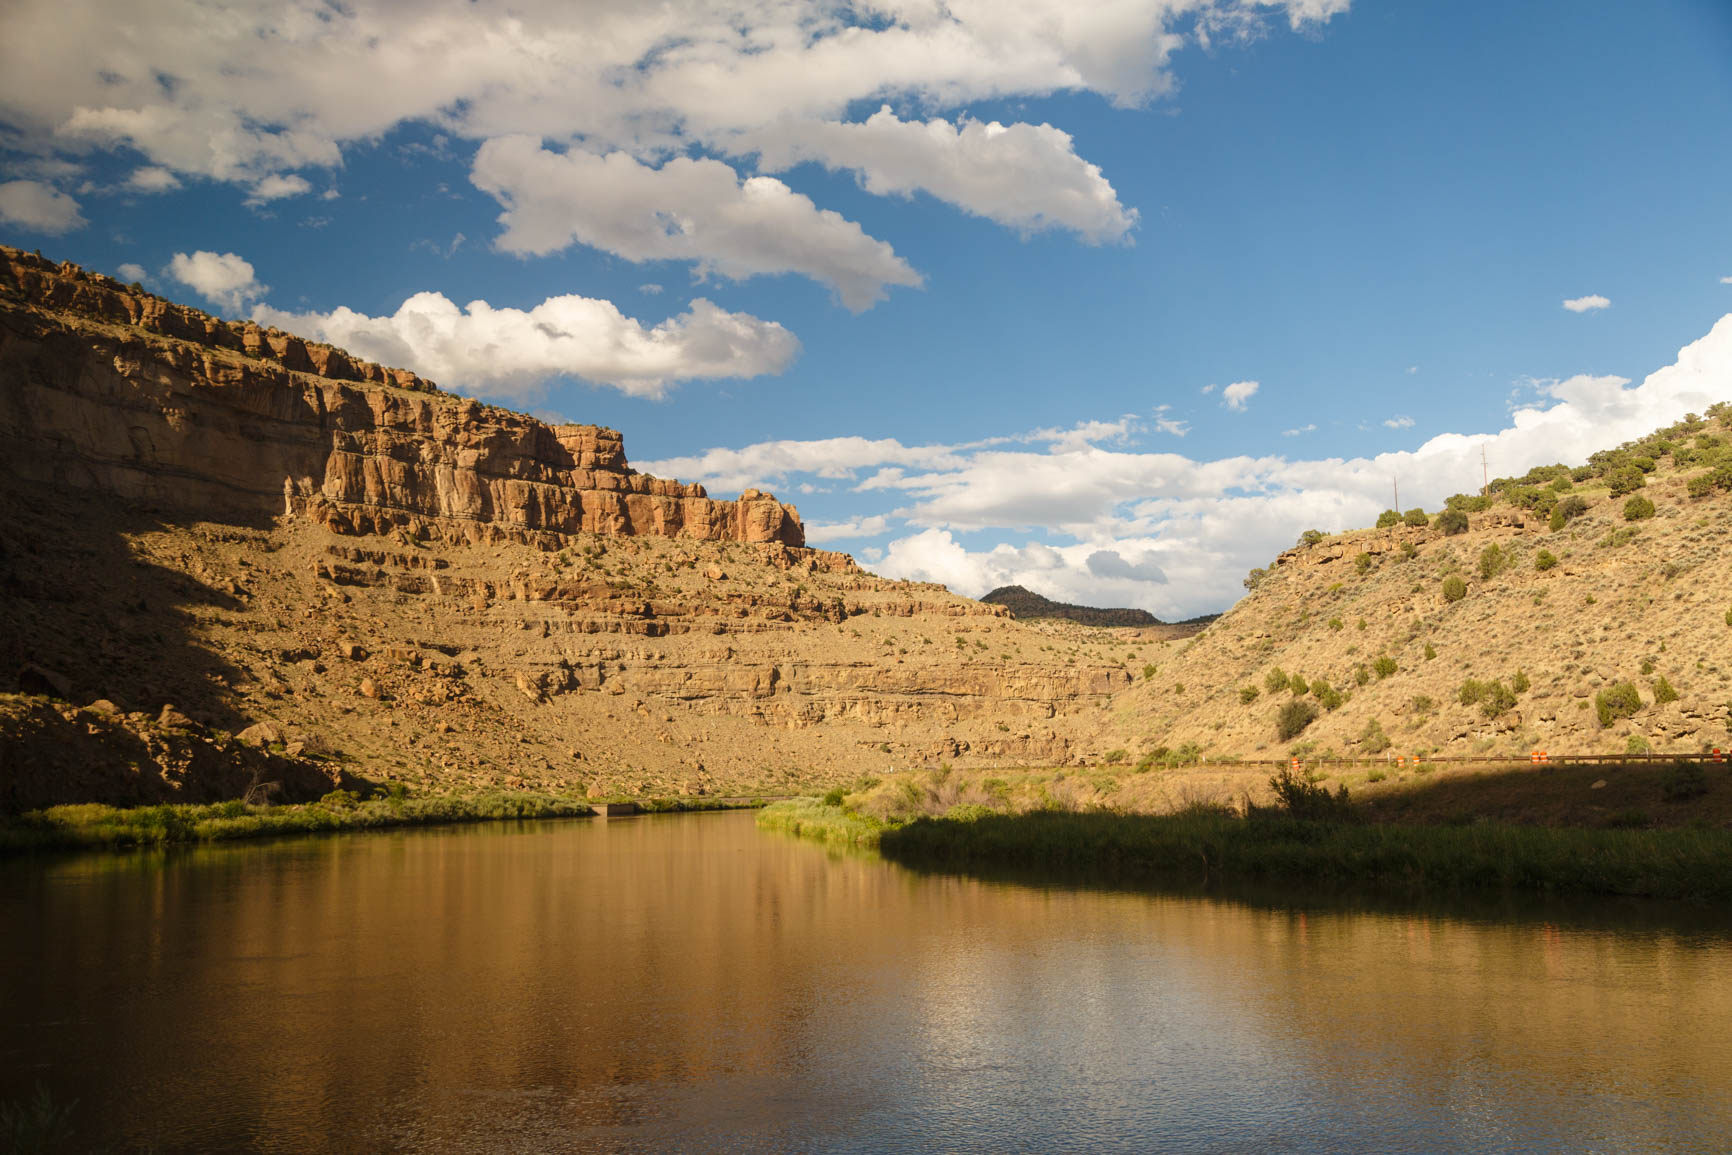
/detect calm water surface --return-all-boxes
[2,810,1730,1152]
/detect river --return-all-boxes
[2,810,1729,1152]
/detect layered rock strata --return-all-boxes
[0,246,806,548]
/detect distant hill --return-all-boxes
[980,586,1217,631]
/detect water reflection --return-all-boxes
[1,812,1728,1152]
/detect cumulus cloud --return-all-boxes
[0,179,85,233]
[1222,380,1259,410]
[1563,294,1611,313]
[245,173,312,206]
[1384,415,1414,429]
[115,262,146,282]
[1721,276,1732,285]
[1,0,1347,276]
[1086,549,1167,583]
[747,106,1136,243]
[658,313,1732,616]
[252,291,798,401]
[126,166,180,193]
[806,515,891,544]
[1152,407,1189,436]
[471,136,921,311]
[167,250,267,313]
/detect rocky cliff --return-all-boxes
[1,249,1142,809]
[0,246,806,549]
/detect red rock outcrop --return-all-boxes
[0,246,806,548]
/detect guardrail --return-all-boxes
[1148,749,1728,771]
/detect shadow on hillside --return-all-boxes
[0,477,266,732]
[1356,759,1732,829]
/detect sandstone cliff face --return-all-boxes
[0,246,805,548]
[1,249,1150,808]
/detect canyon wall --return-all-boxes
[0,246,805,548]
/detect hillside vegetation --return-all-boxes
[1083,406,1732,769]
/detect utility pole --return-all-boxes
[1393,472,1399,513]
[1480,445,1489,496]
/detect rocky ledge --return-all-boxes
[0,246,807,549]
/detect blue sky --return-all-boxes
[3,0,1730,617]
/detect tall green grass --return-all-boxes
[755,799,888,847]
[878,810,1732,902]
[0,792,596,853]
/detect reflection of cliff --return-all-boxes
[7,816,1731,1150]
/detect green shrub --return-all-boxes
[1423,643,1437,660]
[1442,574,1467,602]
[1436,509,1470,536]
[1243,567,1268,591]
[1511,670,1530,694]
[1239,685,1260,704]
[1288,674,1310,696]
[1403,508,1429,528]
[1687,474,1715,499]
[1314,682,1344,710]
[1411,694,1436,713]
[1265,667,1290,693]
[1359,718,1391,754]
[1595,682,1643,727]
[1354,665,1370,686]
[1477,543,1509,580]
[1606,465,1646,496]
[1478,681,1517,718]
[1625,734,1650,755]
[1623,495,1656,521]
[1535,549,1558,571]
[1367,655,1394,679]
[1104,749,1127,765]
[1654,676,1679,704]
[820,786,848,807]
[1376,509,1401,528]
[1355,552,1373,574]
[1276,699,1319,741]
[1329,617,1344,631]
[1142,664,1157,681]
[1265,766,1354,820]
[1550,495,1589,531]
[1400,540,1418,559]
[1662,763,1708,802]
[1298,529,1327,547]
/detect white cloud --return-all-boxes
[1085,548,1167,583]
[126,166,180,193]
[115,262,146,282]
[1152,406,1189,437]
[639,283,663,296]
[1383,415,1414,429]
[747,105,1136,243]
[1562,294,1611,313]
[806,515,892,544]
[253,292,798,401]
[1406,365,1418,374]
[1,0,1346,270]
[1200,384,1217,394]
[245,173,312,206]
[1721,276,1732,285]
[471,136,921,311]
[1281,423,1316,436]
[167,250,267,313]
[0,180,85,233]
[1222,380,1259,410]
[661,312,1732,617]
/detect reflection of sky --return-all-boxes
[4,813,1731,1152]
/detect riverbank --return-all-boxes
[876,809,1732,902]
[0,791,767,853]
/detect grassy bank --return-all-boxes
[754,799,888,847]
[0,791,766,853]
[876,809,1732,902]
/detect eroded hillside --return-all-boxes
[1086,427,1732,765]
[0,248,1138,808]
